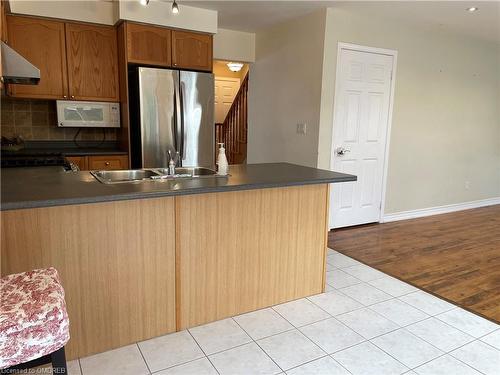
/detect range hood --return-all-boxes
[1,41,40,85]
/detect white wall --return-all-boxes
[247,10,326,167]
[118,1,217,33]
[9,0,117,25]
[318,7,500,214]
[213,28,255,63]
[9,0,218,34]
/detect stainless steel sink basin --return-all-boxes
[91,167,224,184]
[155,167,218,177]
[91,169,160,184]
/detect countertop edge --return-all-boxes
[0,175,356,211]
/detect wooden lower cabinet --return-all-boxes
[1,198,176,359]
[66,154,128,171]
[87,155,128,170]
[175,184,329,329]
[1,185,329,358]
[65,156,87,171]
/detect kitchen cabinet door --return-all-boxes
[87,155,128,170]
[0,1,7,89]
[1,1,7,43]
[66,23,119,102]
[127,22,171,67]
[171,30,212,72]
[6,16,68,99]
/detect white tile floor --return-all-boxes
[68,248,500,375]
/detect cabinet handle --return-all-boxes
[104,162,110,166]
[63,95,67,99]
[71,95,75,99]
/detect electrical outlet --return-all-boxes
[296,123,307,135]
[465,181,471,190]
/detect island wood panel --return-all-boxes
[6,15,68,99]
[127,22,171,67]
[1,198,176,359]
[175,184,329,329]
[65,23,119,102]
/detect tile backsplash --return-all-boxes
[1,97,118,141]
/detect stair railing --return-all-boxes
[215,72,249,164]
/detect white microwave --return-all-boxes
[56,101,120,128]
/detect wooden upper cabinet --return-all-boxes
[1,1,7,42]
[171,30,212,72]
[66,23,119,102]
[0,1,7,88]
[127,23,171,67]
[6,16,68,99]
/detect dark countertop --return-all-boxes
[60,148,128,156]
[0,163,356,211]
[1,141,127,157]
[1,147,127,156]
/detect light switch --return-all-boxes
[296,123,307,135]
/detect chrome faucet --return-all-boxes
[167,150,180,175]
[168,150,175,175]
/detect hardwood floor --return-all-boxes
[328,205,500,323]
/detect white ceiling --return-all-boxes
[184,1,500,42]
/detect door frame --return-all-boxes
[329,42,398,226]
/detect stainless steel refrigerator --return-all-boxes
[129,67,215,169]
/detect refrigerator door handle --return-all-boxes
[179,81,185,162]
[174,75,182,164]
[173,85,178,153]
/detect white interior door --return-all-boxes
[214,78,240,123]
[329,46,395,229]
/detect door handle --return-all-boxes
[174,76,182,166]
[173,86,178,153]
[179,82,185,162]
[336,147,351,156]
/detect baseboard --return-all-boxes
[382,197,500,223]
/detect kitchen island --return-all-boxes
[1,163,356,359]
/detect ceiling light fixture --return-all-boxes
[227,62,244,72]
[139,0,179,14]
[172,0,179,14]
[466,7,478,12]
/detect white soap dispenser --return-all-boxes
[217,143,229,176]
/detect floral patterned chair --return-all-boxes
[0,267,70,374]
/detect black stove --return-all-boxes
[1,151,72,170]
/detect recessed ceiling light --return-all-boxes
[466,7,479,12]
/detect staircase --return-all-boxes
[215,72,248,164]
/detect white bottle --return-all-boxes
[217,143,229,176]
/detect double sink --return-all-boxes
[91,167,222,184]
